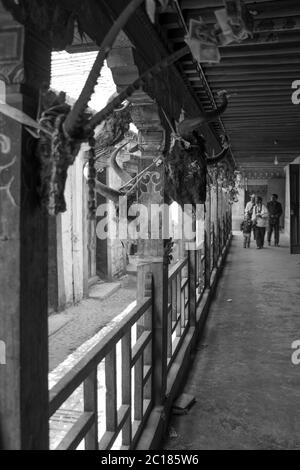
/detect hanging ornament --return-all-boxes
[216,0,254,44]
[185,18,220,64]
[224,0,241,25]
[215,9,236,45]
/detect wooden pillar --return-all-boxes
[215,181,219,259]
[130,94,169,406]
[0,8,51,449]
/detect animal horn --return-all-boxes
[63,0,145,137]
[95,180,123,204]
[107,92,130,113]
[207,136,230,165]
[177,90,228,138]
[110,144,132,183]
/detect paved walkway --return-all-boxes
[164,233,300,450]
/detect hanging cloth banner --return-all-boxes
[185,18,221,64]
[216,0,254,44]
[224,0,241,25]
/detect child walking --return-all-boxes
[240,214,252,248]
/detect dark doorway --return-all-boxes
[245,185,268,206]
[290,164,300,254]
[96,169,108,278]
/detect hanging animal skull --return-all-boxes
[32,5,189,215]
[165,91,230,206]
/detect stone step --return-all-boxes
[88,281,121,300]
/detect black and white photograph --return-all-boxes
[0,0,300,454]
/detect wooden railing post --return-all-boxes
[121,330,132,447]
[188,249,197,327]
[84,369,98,449]
[204,190,211,289]
[137,262,153,404]
[138,258,169,407]
[150,260,169,406]
[105,347,117,434]
[211,222,215,269]
[219,218,222,253]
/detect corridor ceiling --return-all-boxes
[65,0,300,175]
[156,0,300,173]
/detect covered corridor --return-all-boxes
[1,0,300,451]
[164,233,300,450]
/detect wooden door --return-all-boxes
[290,164,300,254]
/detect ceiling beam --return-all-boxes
[168,29,300,45]
[180,0,295,9]
[190,73,300,81]
[182,56,300,66]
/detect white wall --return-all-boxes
[58,148,89,309]
[107,167,127,279]
[232,186,245,231]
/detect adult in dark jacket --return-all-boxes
[267,194,283,247]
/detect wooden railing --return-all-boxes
[49,207,232,450]
[210,222,216,273]
[167,257,189,371]
[195,245,205,305]
[49,296,153,450]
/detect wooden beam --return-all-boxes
[183,56,300,66]
[169,29,300,45]
[181,0,294,9]
[190,73,300,82]
[182,0,300,19]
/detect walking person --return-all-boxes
[252,196,268,249]
[245,193,256,239]
[267,194,283,247]
[245,193,256,216]
[240,213,252,248]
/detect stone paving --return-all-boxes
[164,233,300,450]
